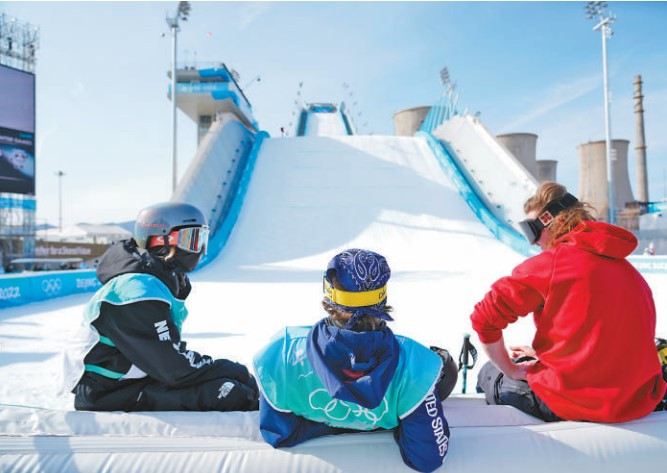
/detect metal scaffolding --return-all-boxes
[0,13,39,269]
[0,13,39,73]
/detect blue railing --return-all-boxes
[176,82,231,94]
[420,93,456,134]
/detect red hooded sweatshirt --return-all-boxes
[471,221,666,422]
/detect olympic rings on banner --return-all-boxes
[41,278,63,296]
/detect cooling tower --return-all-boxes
[536,160,558,183]
[393,106,431,136]
[496,133,538,177]
[578,139,634,220]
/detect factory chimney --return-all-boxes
[634,75,649,203]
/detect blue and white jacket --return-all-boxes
[253,319,449,473]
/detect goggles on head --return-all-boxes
[518,193,578,244]
[323,277,387,308]
[148,226,210,254]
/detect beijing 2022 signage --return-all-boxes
[0,64,35,195]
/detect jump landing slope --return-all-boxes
[1,134,666,471]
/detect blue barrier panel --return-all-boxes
[627,255,667,273]
[0,196,36,210]
[198,67,233,82]
[647,202,667,214]
[198,131,269,269]
[210,89,240,107]
[0,270,101,310]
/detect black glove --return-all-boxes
[430,346,458,401]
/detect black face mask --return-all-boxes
[167,247,203,273]
[518,193,578,244]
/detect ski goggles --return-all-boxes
[518,193,578,244]
[148,226,210,254]
[323,277,387,308]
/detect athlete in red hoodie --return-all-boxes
[472,182,666,422]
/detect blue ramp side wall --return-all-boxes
[338,102,355,135]
[0,128,269,309]
[431,115,538,234]
[198,131,269,269]
[171,118,257,237]
[416,131,537,258]
[417,130,667,274]
[296,110,308,137]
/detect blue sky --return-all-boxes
[1,1,666,226]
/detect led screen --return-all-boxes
[0,64,35,195]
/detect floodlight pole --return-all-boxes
[166,2,190,194]
[167,15,179,193]
[55,171,65,233]
[597,17,615,224]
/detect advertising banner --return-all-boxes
[34,241,109,262]
[0,64,35,195]
[0,270,101,309]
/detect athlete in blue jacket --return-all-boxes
[253,249,457,472]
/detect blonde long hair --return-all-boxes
[523,182,596,248]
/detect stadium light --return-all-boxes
[439,67,450,87]
[586,1,616,224]
[166,1,191,193]
[242,75,261,90]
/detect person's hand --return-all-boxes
[509,345,536,360]
[505,358,537,381]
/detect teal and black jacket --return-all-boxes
[62,239,252,410]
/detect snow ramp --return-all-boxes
[2,133,667,472]
[187,134,525,361]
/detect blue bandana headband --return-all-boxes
[323,249,393,328]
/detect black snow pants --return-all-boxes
[476,360,561,422]
[74,372,259,412]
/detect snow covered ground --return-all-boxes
[1,134,666,413]
[2,133,667,472]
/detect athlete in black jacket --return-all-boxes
[68,202,259,412]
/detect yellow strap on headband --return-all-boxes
[323,278,387,307]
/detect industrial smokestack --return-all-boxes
[634,75,649,203]
[578,139,634,221]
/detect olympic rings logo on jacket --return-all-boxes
[308,388,389,425]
